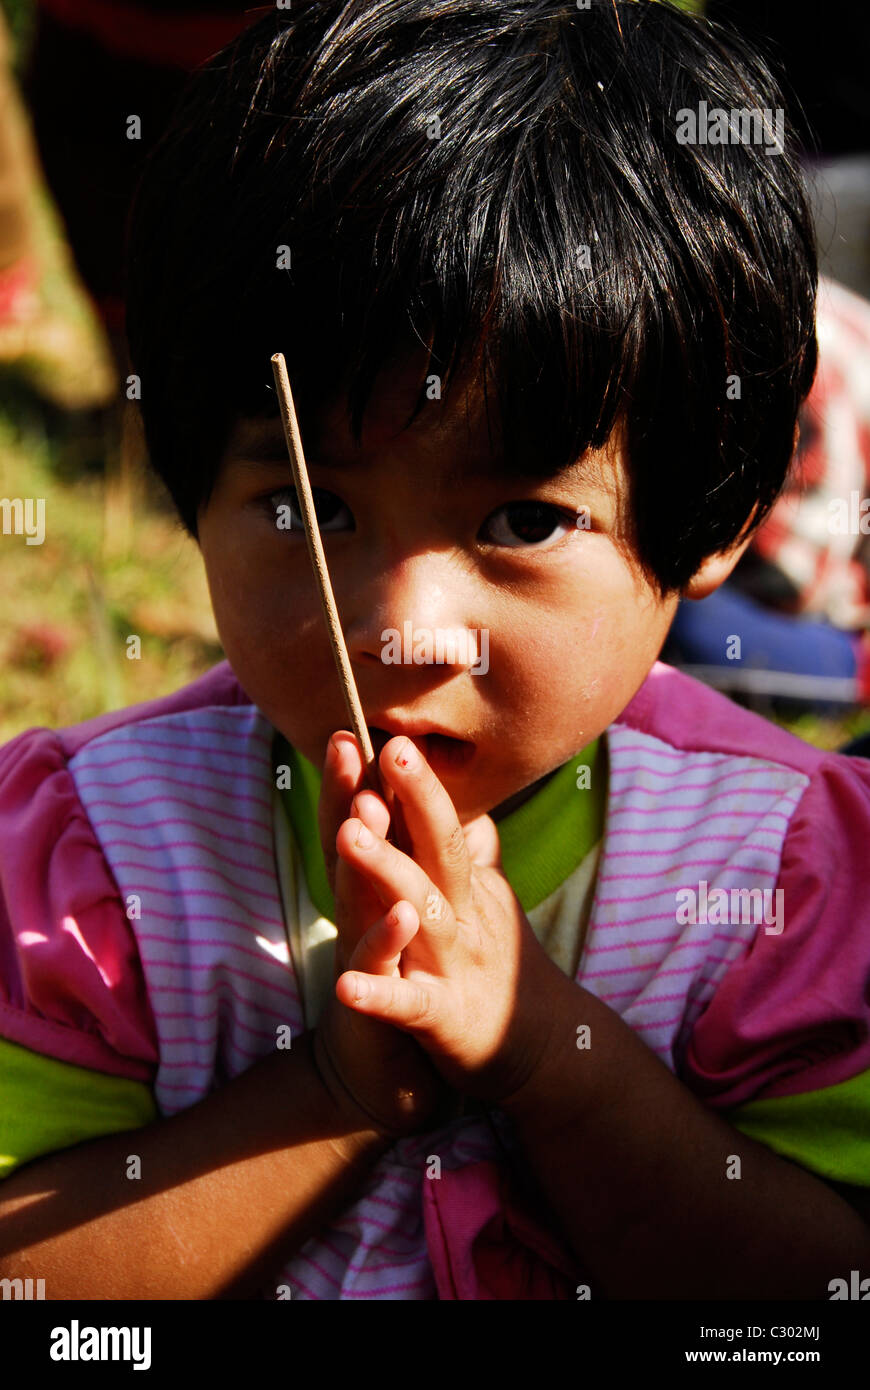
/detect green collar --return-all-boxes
[273,731,605,919]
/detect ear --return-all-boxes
[681,525,756,602]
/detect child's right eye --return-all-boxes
[262,486,353,532]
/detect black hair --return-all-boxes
[124,0,818,592]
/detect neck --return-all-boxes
[491,767,557,822]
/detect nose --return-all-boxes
[340,550,484,675]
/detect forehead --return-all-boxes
[222,350,622,496]
[224,350,504,484]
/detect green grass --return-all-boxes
[1,0,36,76]
[736,698,870,753]
[0,381,222,743]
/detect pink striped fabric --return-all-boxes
[63,672,809,1299]
[69,704,304,1112]
[578,723,807,1071]
[281,1115,515,1300]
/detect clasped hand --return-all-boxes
[315,728,563,1134]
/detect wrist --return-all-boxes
[497,975,594,1131]
[284,1029,389,1161]
[309,1024,431,1145]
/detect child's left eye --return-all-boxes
[481,501,578,548]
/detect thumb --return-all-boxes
[461,813,503,870]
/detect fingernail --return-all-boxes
[395,737,420,769]
[355,820,375,848]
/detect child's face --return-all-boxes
[197,355,681,824]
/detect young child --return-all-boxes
[1,0,869,1301]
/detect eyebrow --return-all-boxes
[228,417,612,493]
[229,429,515,490]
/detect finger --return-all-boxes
[337,731,412,853]
[351,787,392,836]
[323,736,394,968]
[375,736,476,920]
[317,733,359,892]
[336,816,459,971]
[348,900,420,977]
[334,968,439,1037]
[461,812,504,870]
[318,732,389,891]
[332,824,395,968]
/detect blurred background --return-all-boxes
[1,0,870,752]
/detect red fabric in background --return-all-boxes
[0,255,36,319]
[38,0,265,69]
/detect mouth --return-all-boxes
[369,724,476,772]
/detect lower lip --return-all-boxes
[371,729,475,772]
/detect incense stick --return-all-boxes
[270,353,404,835]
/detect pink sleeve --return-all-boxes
[0,726,158,1082]
[680,752,870,1108]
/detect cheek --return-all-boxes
[493,557,670,721]
[202,519,294,636]
[589,582,678,719]
[213,600,334,757]
[483,591,607,735]
[494,549,620,671]
[200,528,321,693]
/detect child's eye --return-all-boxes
[481,501,578,548]
[263,486,353,532]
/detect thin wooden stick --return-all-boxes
[270,353,399,822]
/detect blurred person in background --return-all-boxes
[20,0,262,363]
[664,277,870,711]
[0,1,114,408]
[664,2,870,719]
